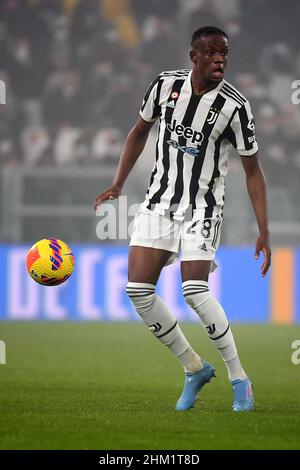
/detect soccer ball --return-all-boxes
[27,238,74,286]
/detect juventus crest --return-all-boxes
[207,106,220,125]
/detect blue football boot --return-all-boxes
[232,378,254,412]
[175,361,216,411]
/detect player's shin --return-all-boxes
[182,281,247,381]
[126,282,203,373]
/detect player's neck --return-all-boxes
[191,71,221,96]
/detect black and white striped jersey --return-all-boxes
[139,69,258,221]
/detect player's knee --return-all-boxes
[182,281,211,310]
[126,282,156,313]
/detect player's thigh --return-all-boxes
[181,259,211,282]
[128,246,172,284]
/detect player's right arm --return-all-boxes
[94,74,163,211]
[94,117,154,210]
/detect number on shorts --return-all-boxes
[201,219,212,239]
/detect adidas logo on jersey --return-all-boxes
[167,100,176,108]
[199,243,207,251]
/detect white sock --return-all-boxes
[182,280,247,381]
[127,282,202,373]
[177,346,203,373]
[225,356,247,381]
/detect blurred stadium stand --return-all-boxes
[0,0,300,245]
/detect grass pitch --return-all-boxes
[0,322,300,450]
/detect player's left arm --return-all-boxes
[241,153,271,277]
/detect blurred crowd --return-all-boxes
[0,0,300,219]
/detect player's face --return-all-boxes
[190,35,228,84]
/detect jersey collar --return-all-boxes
[187,70,224,97]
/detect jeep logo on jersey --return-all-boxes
[167,119,204,144]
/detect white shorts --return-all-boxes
[130,208,222,270]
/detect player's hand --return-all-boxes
[94,184,122,212]
[254,232,271,277]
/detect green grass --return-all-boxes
[0,322,300,450]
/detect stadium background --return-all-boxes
[0,0,299,323]
[1,0,300,452]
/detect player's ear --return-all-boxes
[190,49,197,64]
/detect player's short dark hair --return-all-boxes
[191,26,228,47]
